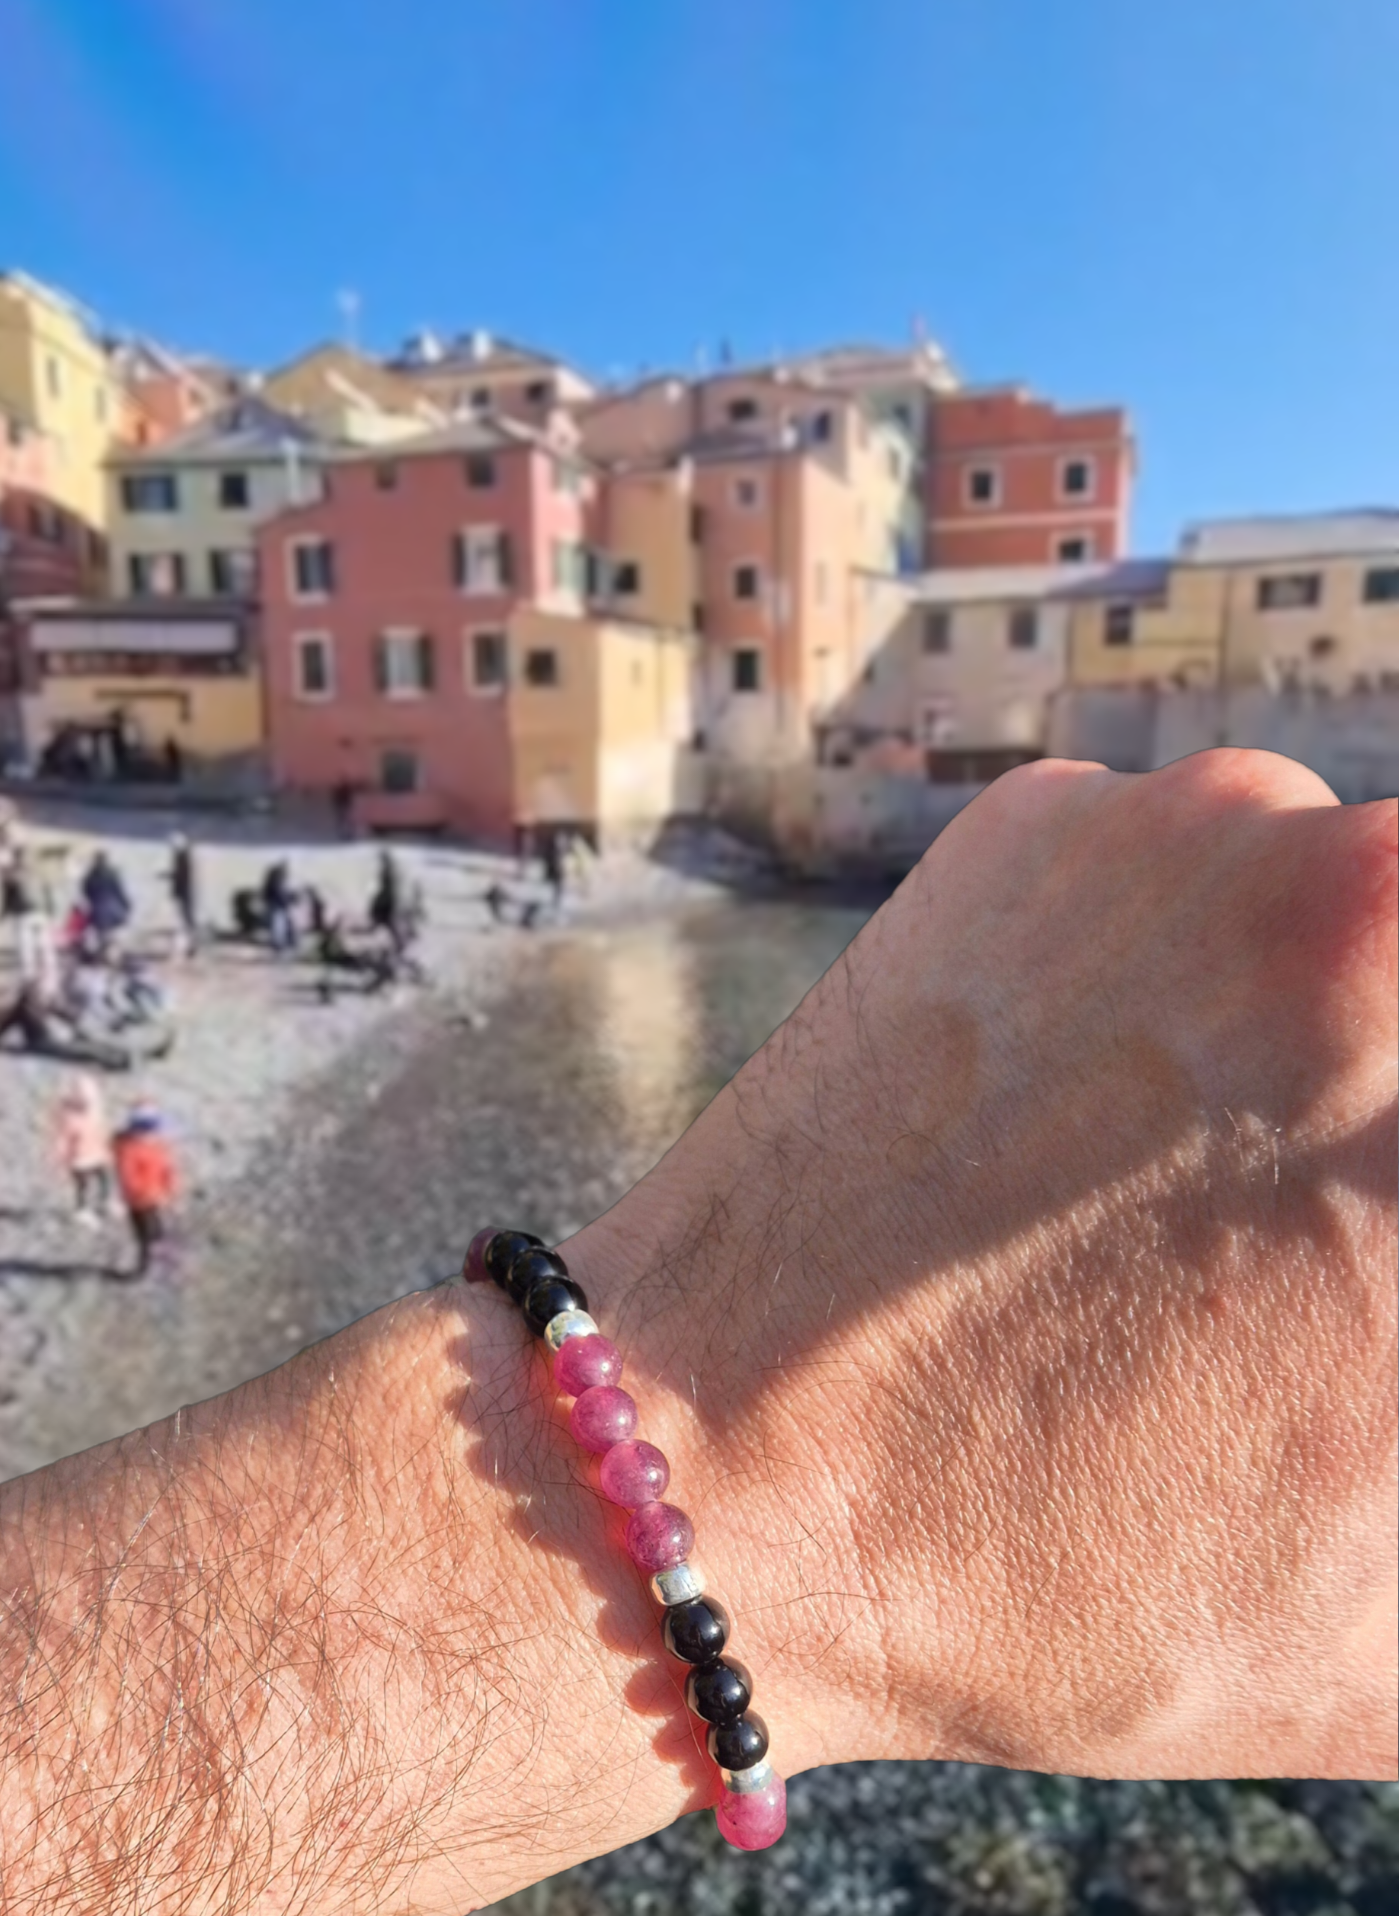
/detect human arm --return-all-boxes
[2,749,1394,1914]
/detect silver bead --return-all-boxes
[544,1309,598,1351]
[650,1560,704,1606]
[721,1761,774,1795]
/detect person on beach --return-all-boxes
[111,1100,177,1277]
[54,1074,116,1226]
[165,832,199,957]
[261,860,296,954]
[368,849,405,949]
[79,849,133,957]
[2,847,58,996]
[540,827,566,908]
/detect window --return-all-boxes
[1059,457,1095,500]
[727,396,759,423]
[128,552,187,597]
[470,388,492,413]
[374,630,436,698]
[612,560,642,597]
[453,526,512,592]
[923,609,952,654]
[692,601,706,633]
[380,748,420,794]
[525,378,553,405]
[551,539,586,593]
[468,629,507,691]
[290,538,335,598]
[1361,566,1399,603]
[1104,603,1135,647]
[732,476,762,510]
[731,647,762,692]
[553,457,581,495]
[1257,572,1322,610]
[1055,535,1093,563]
[45,356,62,399]
[218,469,251,509]
[733,562,761,602]
[209,548,257,596]
[464,452,496,489]
[121,472,179,513]
[373,462,399,491]
[689,504,707,544]
[294,632,334,700]
[524,647,559,688]
[808,410,834,444]
[965,465,999,507]
[1308,635,1338,659]
[1008,607,1039,650]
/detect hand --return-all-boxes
[567,749,1398,1783]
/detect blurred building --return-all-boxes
[106,397,329,604]
[108,336,227,448]
[260,342,446,444]
[0,272,125,532]
[387,328,596,424]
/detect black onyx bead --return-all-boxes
[662,1596,731,1667]
[684,1658,752,1727]
[706,1712,769,1771]
[523,1276,589,1337]
[484,1231,543,1293]
[504,1245,569,1308]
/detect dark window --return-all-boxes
[613,560,641,596]
[733,563,761,601]
[727,396,759,423]
[218,470,251,509]
[127,552,186,597]
[966,466,998,505]
[471,631,507,689]
[1008,607,1038,650]
[292,540,335,596]
[689,504,707,544]
[1104,603,1135,646]
[923,609,952,654]
[1308,634,1338,659]
[524,647,559,687]
[295,635,332,697]
[209,548,257,596]
[1061,458,1094,498]
[1056,536,1091,562]
[121,472,179,513]
[692,602,706,633]
[1257,572,1322,610]
[808,410,834,444]
[464,452,496,489]
[525,378,553,405]
[380,748,419,794]
[1362,566,1399,603]
[374,462,399,491]
[732,647,762,692]
[470,388,492,412]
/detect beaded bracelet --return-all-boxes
[462,1226,787,1852]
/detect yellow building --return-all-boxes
[19,604,264,786]
[592,463,697,629]
[260,342,445,445]
[506,605,696,841]
[0,272,124,529]
[1069,515,1399,694]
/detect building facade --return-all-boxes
[926,387,1133,568]
[106,398,328,604]
[389,329,595,424]
[0,272,125,531]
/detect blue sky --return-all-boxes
[1,0,1395,550]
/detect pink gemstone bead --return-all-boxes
[624,1500,694,1573]
[716,1772,787,1851]
[554,1333,623,1397]
[599,1440,670,1508]
[569,1385,638,1454]
[462,1226,499,1283]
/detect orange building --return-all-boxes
[926,386,1133,567]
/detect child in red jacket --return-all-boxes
[112,1102,177,1277]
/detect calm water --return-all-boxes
[3,894,874,1477]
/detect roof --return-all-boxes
[109,396,326,468]
[903,558,1172,605]
[262,341,438,418]
[1178,511,1399,563]
[320,412,568,464]
[388,328,566,377]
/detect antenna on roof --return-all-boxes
[337,289,361,352]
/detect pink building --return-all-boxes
[260,418,590,837]
[0,406,98,602]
